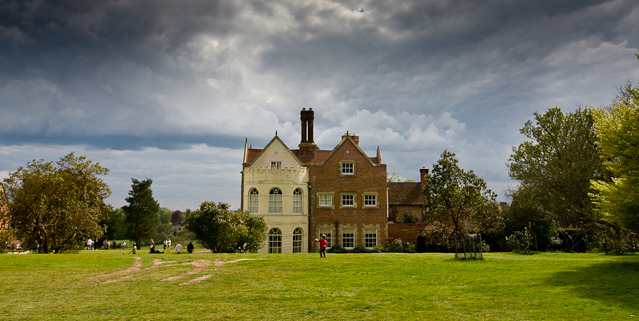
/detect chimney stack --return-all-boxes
[299,108,317,158]
[420,167,429,185]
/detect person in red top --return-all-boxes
[315,234,328,258]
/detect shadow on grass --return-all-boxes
[544,257,639,310]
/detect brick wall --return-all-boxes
[388,223,429,245]
[308,137,387,251]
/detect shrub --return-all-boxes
[387,239,404,253]
[328,244,347,253]
[351,246,369,253]
[372,245,385,253]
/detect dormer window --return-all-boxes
[271,161,281,169]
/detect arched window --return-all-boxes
[269,228,282,253]
[293,188,303,214]
[293,227,303,253]
[269,188,283,214]
[248,188,259,214]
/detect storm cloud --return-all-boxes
[1,0,638,209]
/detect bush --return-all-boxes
[328,244,347,253]
[351,246,369,253]
[387,239,404,252]
[372,245,385,253]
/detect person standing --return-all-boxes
[167,238,171,252]
[314,234,328,258]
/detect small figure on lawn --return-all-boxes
[314,234,328,258]
[187,242,194,254]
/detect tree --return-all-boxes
[507,107,607,240]
[101,208,127,240]
[592,80,639,233]
[124,178,160,249]
[185,201,267,253]
[424,150,504,239]
[1,153,111,253]
[171,210,183,226]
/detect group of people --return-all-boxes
[148,239,195,254]
[85,238,195,254]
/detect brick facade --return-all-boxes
[307,135,387,251]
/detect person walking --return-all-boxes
[314,234,328,258]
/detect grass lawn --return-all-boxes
[0,251,637,320]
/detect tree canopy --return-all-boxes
[123,178,160,249]
[424,150,503,238]
[1,153,111,253]
[591,80,639,233]
[507,107,607,233]
[185,201,267,253]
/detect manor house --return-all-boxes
[241,108,389,253]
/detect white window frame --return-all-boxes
[365,228,377,248]
[340,193,357,209]
[363,193,378,208]
[293,227,303,253]
[248,188,259,214]
[342,228,354,249]
[340,161,355,176]
[271,161,281,169]
[269,228,282,253]
[318,193,333,208]
[269,188,283,214]
[293,188,303,214]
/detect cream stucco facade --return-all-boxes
[242,136,310,253]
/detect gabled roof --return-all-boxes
[243,135,304,167]
[313,134,383,167]
[244,133,384,166]
[388,181,426,205]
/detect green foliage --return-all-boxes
[101,208,127,240]
[387,172,417,182]
[503,188,553,249]
[327,243,347,253]
[2,152,111,253]
[123,178,160,249]
[385,239,416,253]
[425,150,504,237]
[351,246,369,253]
[591,81,639,233]
[185,201,267,253]
[507,107,606,235]
[422,221,455,251]
[158,207,172,224]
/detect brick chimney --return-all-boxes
[420,167,429,185]
[342,132,359,145]
[299,108,317,158]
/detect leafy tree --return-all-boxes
[124,178,160,249]
[592,80,639,233]
[503,187,553,250]
[424,150,504,239]
[507,107,607,240]
[101,208,127,240]
[171,210,183,225]
[185,201,266,253]
[1,153,111,253]
[158,207,172,224]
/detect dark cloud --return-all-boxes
[1,0,638,208]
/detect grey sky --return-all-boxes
[1,0,638,210]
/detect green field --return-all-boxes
[0,251,637,320]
